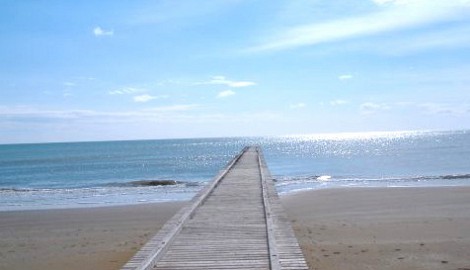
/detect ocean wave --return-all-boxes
[0,179,206,194]
[441,174,470,180]
[273,173,470,194]
[0,187,40,193]
[274,173,470,185]
[0,181,203,211]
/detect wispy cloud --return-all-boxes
[360,102,391,114]
[330,100,349,106]
[63,91,73,98]
[338,74,353,81]
[108,87,143,95]
[93,26,114,37]
[290,103,306,109]
[108,86,169,103]
[358,101,470,115]
[133,94,157,103]
[142,104,199,112]
[248,1,470,52]
[371,0,470,7]
[200,76,256,88]
[0,105,199,121]
[217,90,235,98]
[371,0,426,5]
[0,106,97,120]
[418,103,468,115]
[63,82,76,87]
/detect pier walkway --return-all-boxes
[122,147,308,270]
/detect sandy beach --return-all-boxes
[0,202,185,270]
[282,187,470,270]
[1,187,470,270]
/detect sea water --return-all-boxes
[1,130,469,211]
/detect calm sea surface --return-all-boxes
[1,130,470,211]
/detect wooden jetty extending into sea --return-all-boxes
[122,146,308,270]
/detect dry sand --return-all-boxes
[281,187,470,270]
[0,202,184,270]
[1,187,470,270]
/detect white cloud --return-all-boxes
[357,101,470,115]
[418,103,468,115]
[143,104,199,112]
[93,26,114,37]
[108,87,143,95]
[0,106,97,119]
[201,76,256,88]
[0,105,199,120]
[330,100,349,106]
[371,0,420,5]
[217,90,235,98]
[290,103,306,109]
[109,87,169,102]
[63,91,73,98]
[63,82,76,87]
[228,81,256,88]
[360,102,391,114]
[372,0,396,4]
[372,0,470,6]
[133,94,157,103]
[338,74,353,80]
[248,1,470,52]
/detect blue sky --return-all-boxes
[1,0,470,143]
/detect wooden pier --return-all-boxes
[122,146,308,270]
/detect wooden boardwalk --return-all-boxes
[122,147,308,270]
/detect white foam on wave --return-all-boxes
[0,184,203,211]
[316,175,332,181]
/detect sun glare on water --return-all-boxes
[282,130,434,141]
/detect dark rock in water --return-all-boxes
[442,174,470,180]
[130,180,178,186]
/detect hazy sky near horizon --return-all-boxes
[1,0,470,143]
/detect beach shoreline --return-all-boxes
[1,187,470,270]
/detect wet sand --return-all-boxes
[1,187,470,270]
